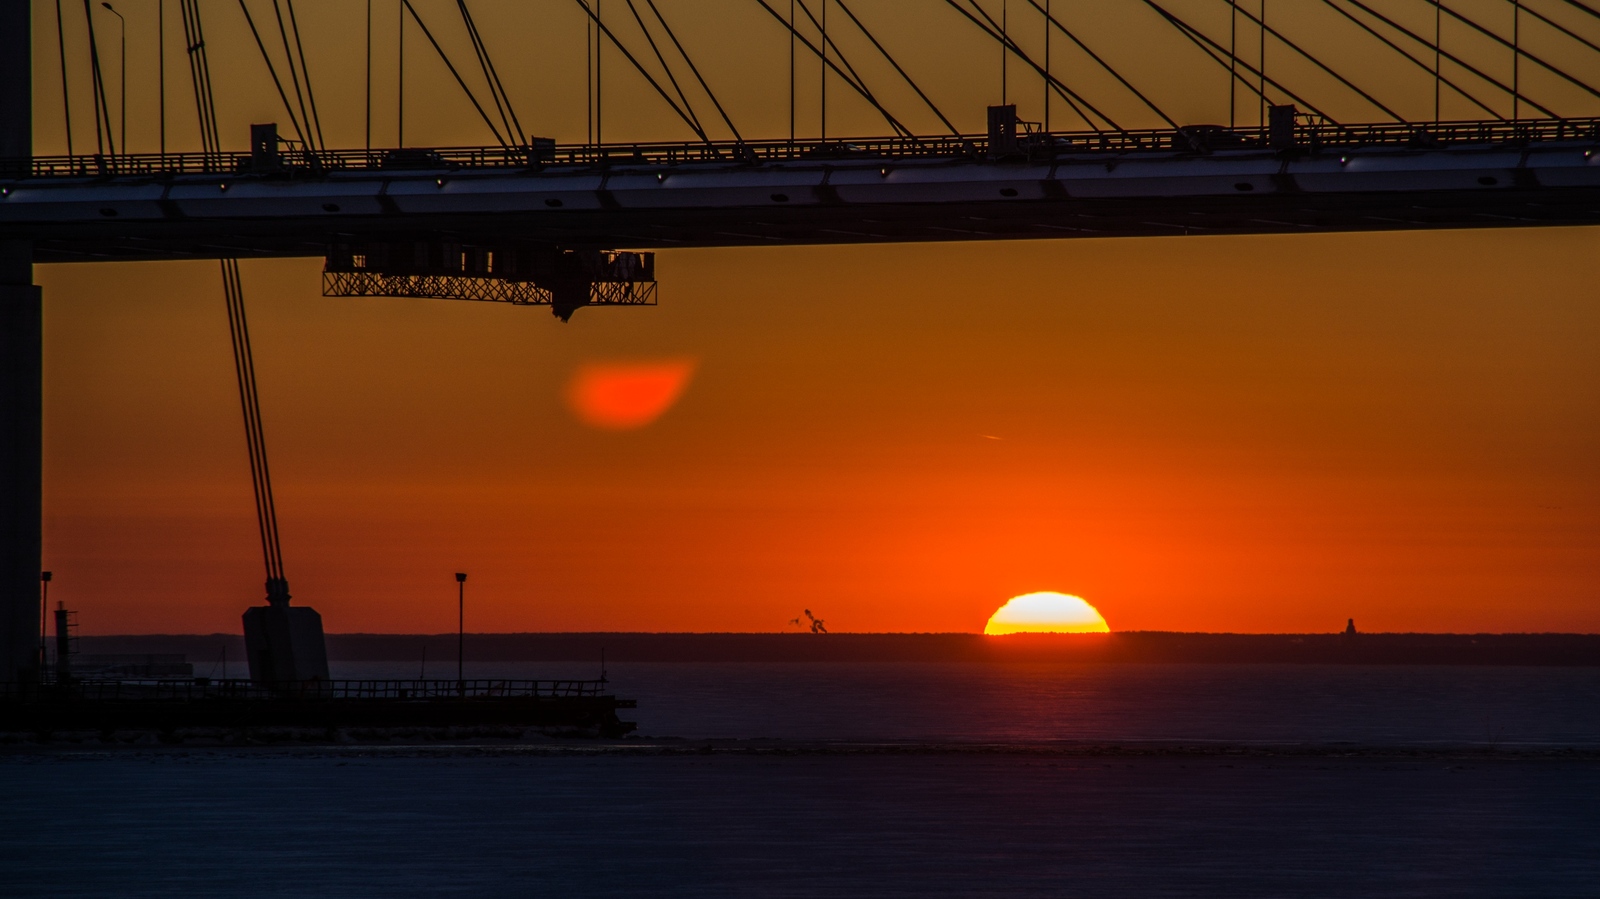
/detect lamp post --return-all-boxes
[455,572,467,686]
[101,3,125,155]
[39,572,51,683]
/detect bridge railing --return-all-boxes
[6,116,1598,180]
[17,678,611,702]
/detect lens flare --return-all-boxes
[984,592,1110,635]
[565,358,697,430]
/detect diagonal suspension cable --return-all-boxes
[1335,0,1557,118]
[791,0,913,137]
[751,0,916,139]
[784,0,915,137]
[282,0,326,151]
[833,0,959,135]
[221,257,286,589]
[1225,0,1404,122]
[1553,0,1600,21]
[180,0,289,599]
[235,0,310,147]
[269,0,317,151]
[1436,2,1600,105]
[456,0,524,143]
[946,0,1119,131]
[643,0,743,142]
[957,0,1110,129]
[400,0,508,146]
[82,0,114,156]
[1138,0,1334,123]
[571,0,711,143]
[178,0,221,156]
[1517,1,1600,57]
[55,0,74,158]
[623,0,709,139]
[1317,0,1502,120]
[1022,0,1178,129]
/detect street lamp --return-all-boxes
[101,3,125,155]
[455,572,467,685]
[39,572,52,682]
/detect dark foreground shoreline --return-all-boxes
[5,736,1600,759]
[79,631,1600,666]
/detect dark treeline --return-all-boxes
[76,632,1600,666]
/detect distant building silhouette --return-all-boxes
[1345,618,1358,636]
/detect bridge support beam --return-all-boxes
[1,0,41,690]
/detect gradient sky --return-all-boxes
[27,1,1600,634]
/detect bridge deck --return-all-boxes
[5,118,1599,262]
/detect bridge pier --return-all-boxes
[1,0,40,689]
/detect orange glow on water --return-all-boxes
[565,359,697,430]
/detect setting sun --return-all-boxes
[564,359,698,430]
[984,593,1111,635]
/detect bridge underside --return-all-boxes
[8,134,1600,263]
[17,186,1600,263]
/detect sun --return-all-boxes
[565,358,697,430]
[984,592,1110,635]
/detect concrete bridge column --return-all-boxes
[1,0,41,689]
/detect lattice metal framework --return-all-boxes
[322,270,657,307]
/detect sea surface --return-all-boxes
[4,662,1599,897]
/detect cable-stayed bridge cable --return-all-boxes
[623,0,709,140]
[1316,0,1502,120]
[643,0,743,143]
[1334,0,1557,119]
[283,0,326,152]
[1023,0,1178,129]
[1137,0,1333,123]
[235,0,311,147]
[571,0,711,143]
[752,0,915,139]
[1435,1,1600,106]
[1225,0,1404,122]
[456,0,523,144]
[400,0,508,146]
[833,0,960,135]
[946,0,1119,131]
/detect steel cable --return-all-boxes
[643,0,743,143]
[1335,0,1557,118]
[624,0,710,139]
[1022,0,1178,129]
[946,0,1116,132]
[1224,1,1404,122]
[571,0,713,143]
[751,0,915,139]
[1316,0,1501,120]
[235,0,311,147]
[833,0,959,135]
[400,0,508,146]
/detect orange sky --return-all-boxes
[25,1,1600,633]
[37,227,1600,634]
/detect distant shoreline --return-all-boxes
[76,632,1600,666]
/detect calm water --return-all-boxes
[346,659,1600,746]
[4,663,1598,897]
